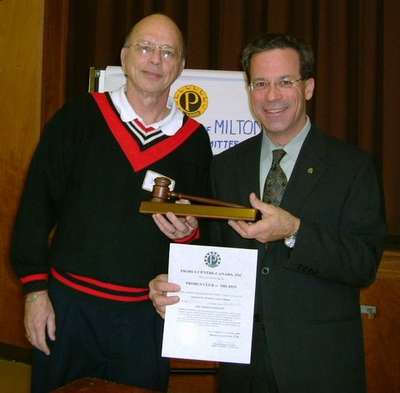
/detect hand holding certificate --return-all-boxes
[162,244,257,364]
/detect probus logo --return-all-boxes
[174,85,208,117]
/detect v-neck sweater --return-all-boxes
[11,93,212,296]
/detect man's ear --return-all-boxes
[178,58,185,77]
[120,48,127,75]
[304,78,315,101]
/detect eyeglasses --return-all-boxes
[249,78,303,91]
[126,41,178,61]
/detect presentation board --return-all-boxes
[96,67,261,155]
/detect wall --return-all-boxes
[0,0,45,347]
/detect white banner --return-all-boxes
[98,67,261,155]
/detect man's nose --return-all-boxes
[149,48,162,64]
[264,83,282,100]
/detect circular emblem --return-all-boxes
[204,251,221,268]
[174,84,208,117]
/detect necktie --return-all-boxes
[263,149,287,206]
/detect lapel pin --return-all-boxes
[307,167,314,174]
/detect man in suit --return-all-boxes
[150,33,386,393]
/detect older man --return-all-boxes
[11,14,211,393]
[150,33,385,393]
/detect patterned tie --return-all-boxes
[263,149,287,206]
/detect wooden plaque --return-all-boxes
[139,201,258,221]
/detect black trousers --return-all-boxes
[218,321,279,393]
[31,280,169,393]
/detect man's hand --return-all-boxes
[152,200,198,240]
[149,274,180,319]
[24,290,55,355]
[228,193,300,243]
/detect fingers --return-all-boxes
[175,198,190,205]
[165,212,191,233]
[149,274,180,319]
[249,192,261,206]
[25,317,51,355]
[149,274,180,294]
[228,219,252,238]
[47,312,56,342]
[24,291,55,355]
[153,213,182,238]
[175,199,199,236]
[229,194,301,244]
[153,214,170,233]
[152,212,198,240]
[153,293,180,319]
[249,193,273,216]
[185,215,198,229]
[35,322,51,356]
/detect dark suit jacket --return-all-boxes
[210,125,386,393]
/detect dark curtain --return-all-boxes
[65,0,399,241]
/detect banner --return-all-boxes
[98,67,261,155]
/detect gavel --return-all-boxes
[139,177,257,221]
[151,177,246,208]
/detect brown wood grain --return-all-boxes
[41,0,69,127]
[361,250,400,393]
[0,0,45,348]
[51,378,160,393]
[169,374,217,393]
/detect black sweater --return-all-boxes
[11,93,212,295]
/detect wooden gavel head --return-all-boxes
[151,177,173,202]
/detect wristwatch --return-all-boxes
[284,231,297,248]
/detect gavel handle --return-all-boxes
[169,192,246,208]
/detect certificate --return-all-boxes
[162,243,257,364]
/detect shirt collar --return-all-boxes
[109,85,184,136]
[262,116,311,158]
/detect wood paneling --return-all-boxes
[41,0,69,126]
[50,377,161,393]
[169,359,218,393]
[361,250,400,393]
[0,0,45,348]
[169,374,217,393]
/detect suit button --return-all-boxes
[261,266,270,275]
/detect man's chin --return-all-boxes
[136,82,169,96]
[261,121,287,134]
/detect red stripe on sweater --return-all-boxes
[92,92,200,172]
[51,268,149,302]
[20,273,49,284]
[66,271,148,293]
